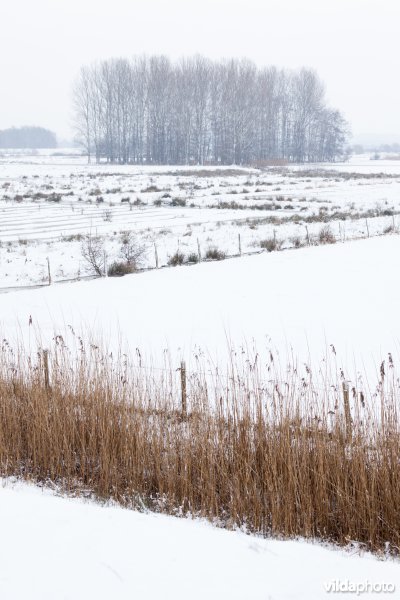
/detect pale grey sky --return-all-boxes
[0,0,399,141]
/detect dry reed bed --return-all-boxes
[0,340,399,555]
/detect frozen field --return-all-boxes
[1,151,400,287]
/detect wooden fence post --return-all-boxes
[43,349,50,391]
[342,381,352,443]
[238,233,242,256]
[46,257,51,286]
[305,226,310,246]
[365,218,370,238]
[154,243,159,269]
[180,360,187,418]
[197,238,201,263]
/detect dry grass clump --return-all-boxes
[260,236,283,252]
[168,251,186,266]
[204,247,226,260]
[0,340,399,554]
[107,261,136,276]
[318,225,336,244]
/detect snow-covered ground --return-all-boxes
[0,232,399,387]
[1,151,400,287]
[299,153,400,175]
[1,150,400,597]
[0,479,398,600]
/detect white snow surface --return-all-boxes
[0,479,398,600]
[0,233,399,384]
[1,151,400,288]
[1,152,400,598]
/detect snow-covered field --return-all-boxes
[0,231,399,388]
[1,150,400,384]
[1,150,400,598]
[1,151,400,287]
[1,479,399,600]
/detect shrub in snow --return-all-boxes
[107,261,135,277]
[47,193,62,202]
[141,185,161,193]
[170,198,187,207]
[120,231,145,269]
[318,226,336,245]
[168,251,185,266]
[260,237,283,252]
[186,253,199,264]
[80,233,105,277]
[205,247,225,261]
[289,236,304,249]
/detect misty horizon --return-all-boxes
[1,0,399,143]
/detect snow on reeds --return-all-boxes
[0,337,398,554]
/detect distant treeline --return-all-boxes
[352,143,400,154]
[0,126,57,149]
[73,55,349,165]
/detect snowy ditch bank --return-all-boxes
[0,478,399,600]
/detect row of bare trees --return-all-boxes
[73,55,348,165]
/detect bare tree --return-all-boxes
[72,55,348,165]
[72,67,93,163]
[81,233,105,276]
[120,231,145,269]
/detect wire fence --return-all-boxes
[0,215,398,295]
[29,346,390,430]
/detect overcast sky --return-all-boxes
[0,0,399,142]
